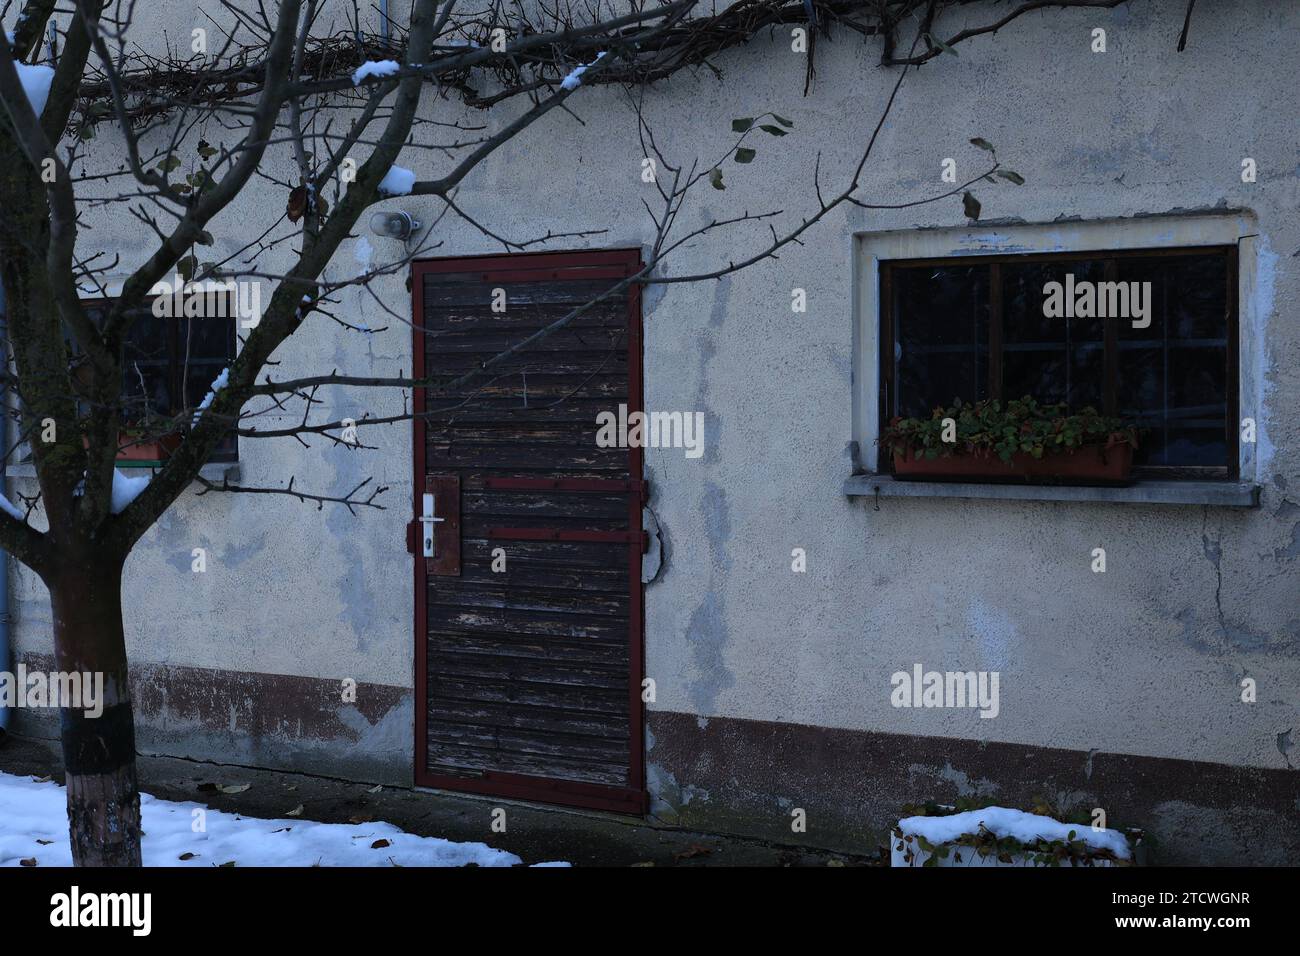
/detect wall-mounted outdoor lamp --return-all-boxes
[368,210,420,242]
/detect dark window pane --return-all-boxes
[120,363,172,421]
[1002,259,1107,409]
[890,264,989,417]
[1116,254,1228,468]
[180,306,236,363]
[124,312,170,362]
[122,311,172,421]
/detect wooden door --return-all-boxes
[411,249,645,814]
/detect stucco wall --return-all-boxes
[7,0,1298,847]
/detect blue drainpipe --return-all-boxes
[0,281,10,741]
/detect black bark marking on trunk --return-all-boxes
[61,701,135,773]
[50,562,143,866]
[62,702,142,867]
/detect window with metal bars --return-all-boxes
[79,298,238,462]
[879,246,1238,479]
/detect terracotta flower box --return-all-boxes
[90,431,183,463]
[892,441,1134,484]
[79,431,183,465]
[879,398,1143,486]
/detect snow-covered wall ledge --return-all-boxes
[891,806,1141,868]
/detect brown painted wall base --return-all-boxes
[13,654,1295,864]
[17,654,412,786]
[646,710,1300,865]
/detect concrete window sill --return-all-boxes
[842,474,1260,508]
[5,462,241,483]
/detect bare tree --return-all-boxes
[0,0,1136,865]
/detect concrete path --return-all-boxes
[0,733,880,867]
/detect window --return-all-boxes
[879,247,1237,478]
[79,297,238,462]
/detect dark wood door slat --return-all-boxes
[427,721,630,760]
[427,631,629,665]
[430,700,629,739]
[425,585,629,618]
[427,746,627,786]
[426,593,630,639]
[429,674,629,714]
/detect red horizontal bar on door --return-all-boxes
[415,248,641,275]
[487,527,646,546]
[422,266,635,284]
[481,477,646,494]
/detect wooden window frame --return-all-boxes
[879,246,1239,481]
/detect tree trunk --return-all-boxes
[49,560,142,867]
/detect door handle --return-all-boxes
[419,492,445,558]
[421,475,461,576]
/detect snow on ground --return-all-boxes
[896,806,1131,859]
[0,772,557,867]
[377,165,416,196]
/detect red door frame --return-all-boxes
[411,247,646,815]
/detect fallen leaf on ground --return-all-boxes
[673,843,713,862]
[178,852,196,861]
[20,858,37,867]
[371,839,391,849]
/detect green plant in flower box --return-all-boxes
[878,396,1142,463]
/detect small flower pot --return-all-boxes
[892,441,1134,485]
